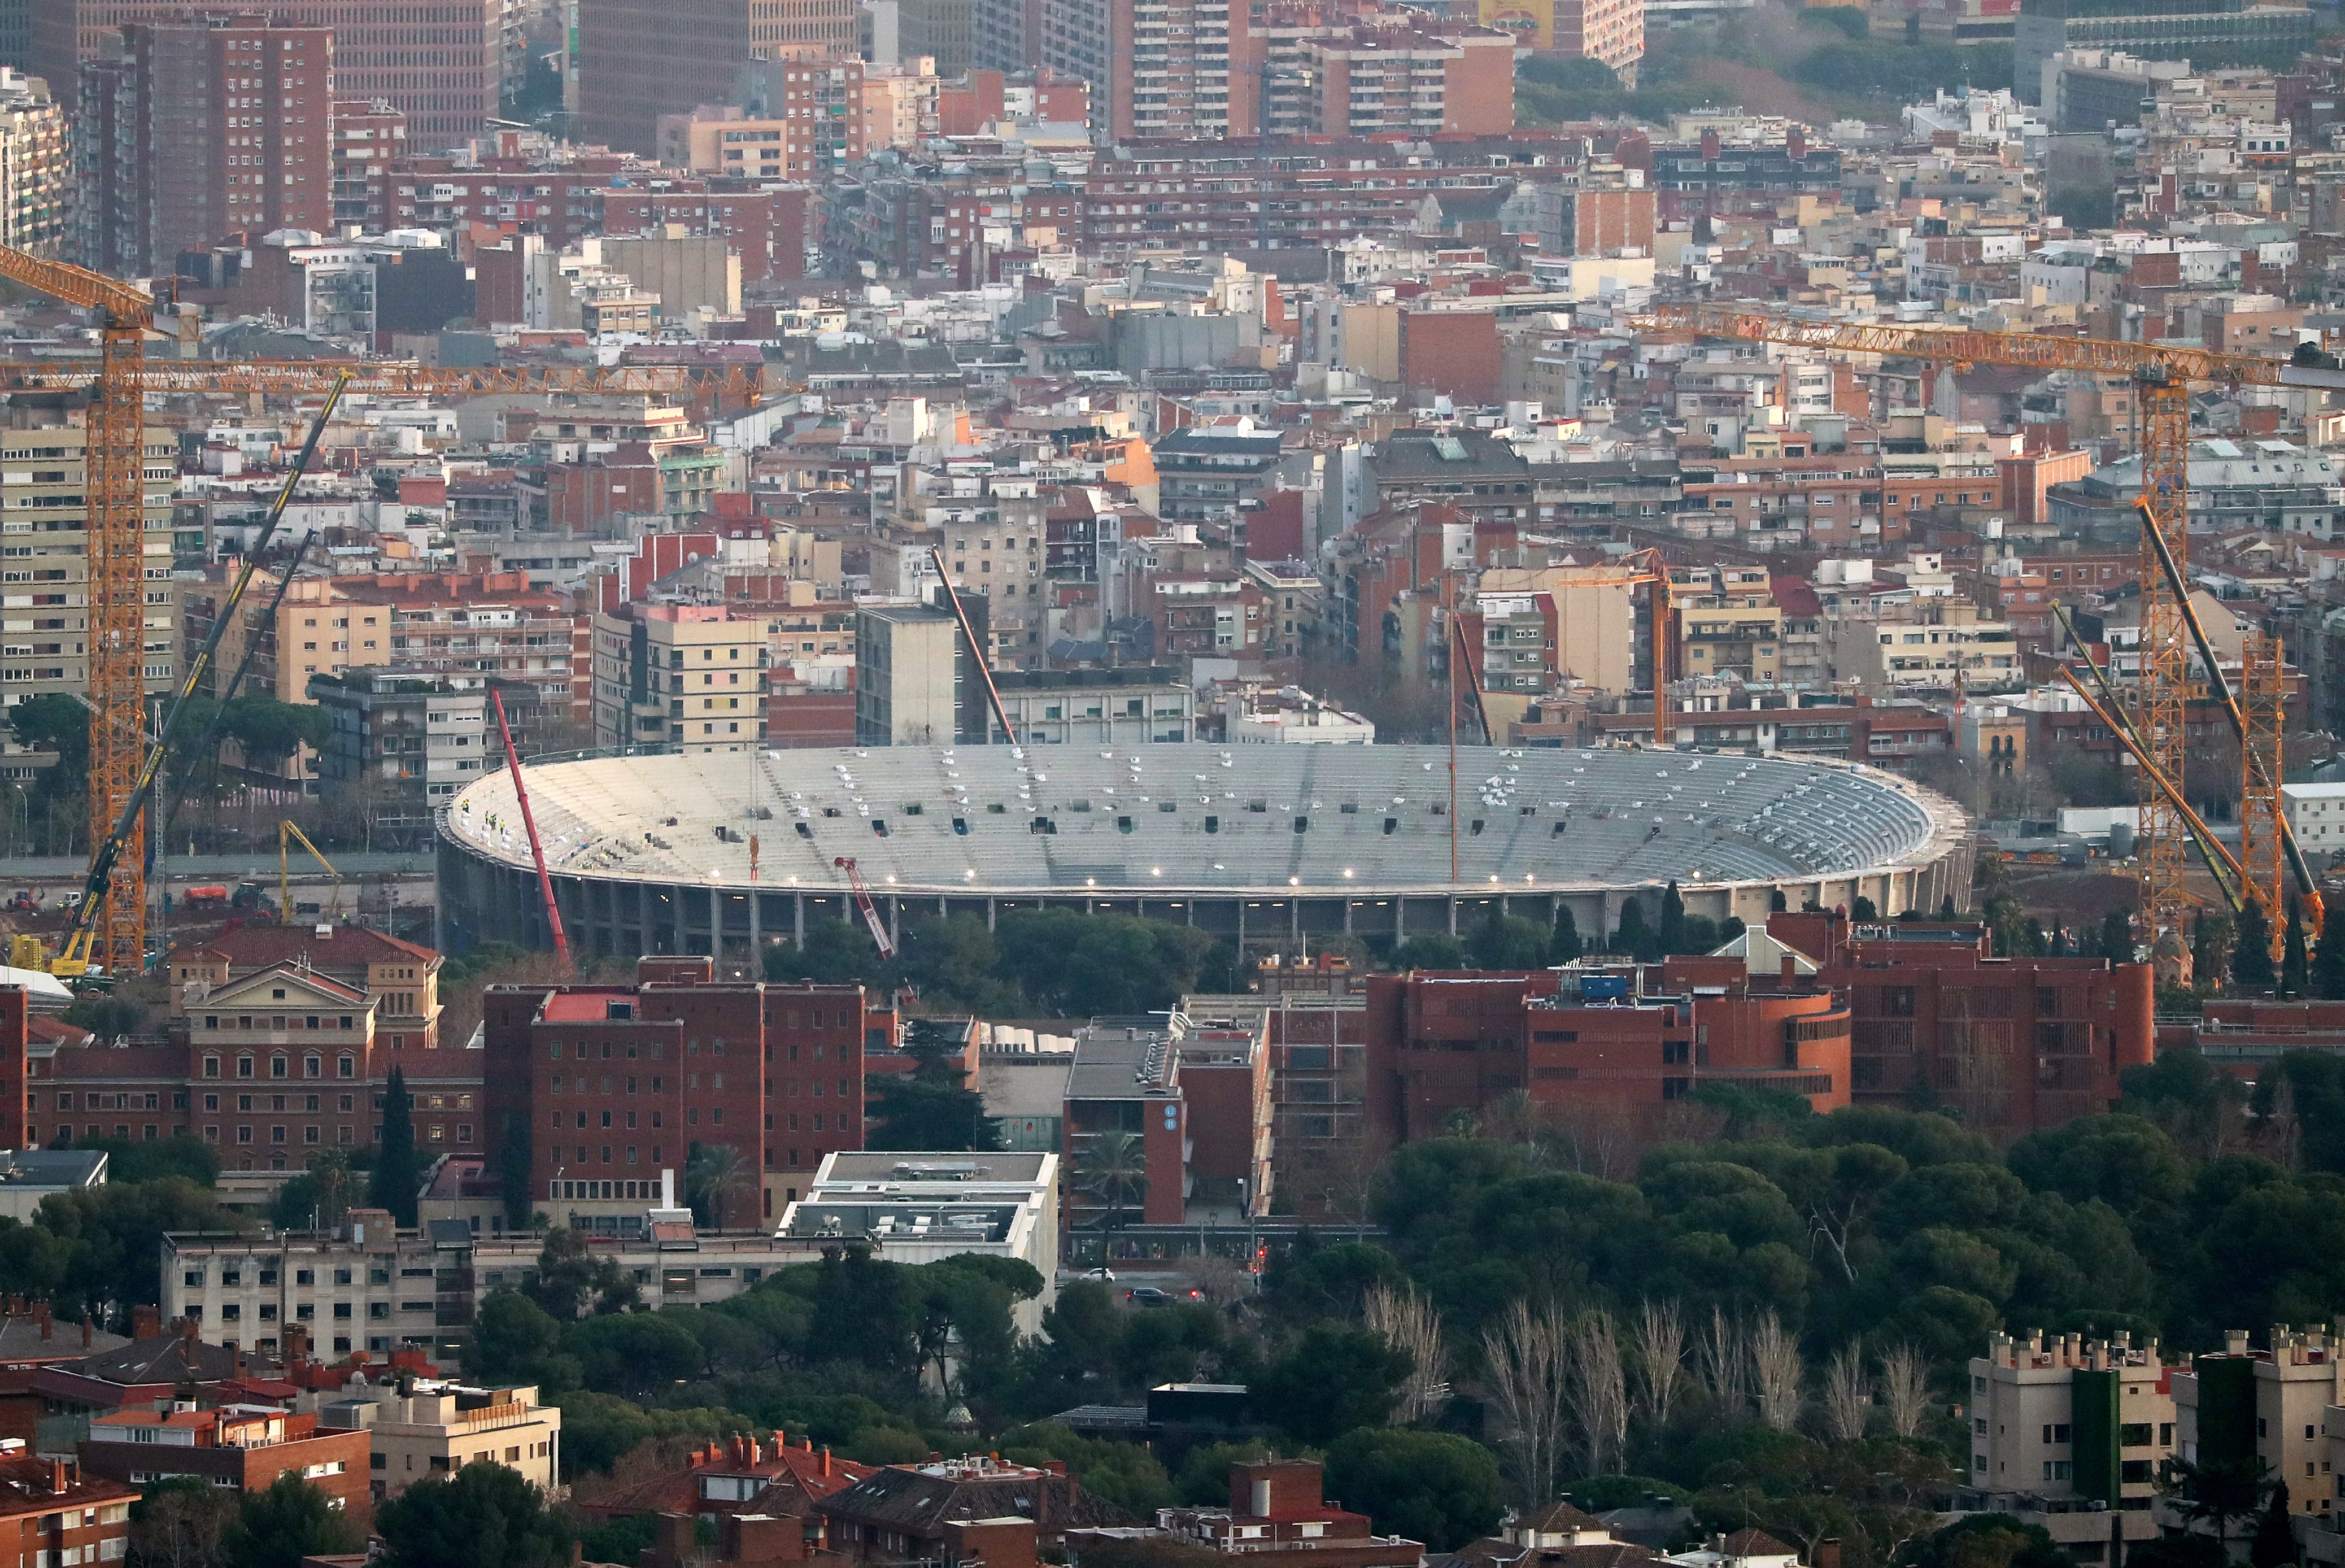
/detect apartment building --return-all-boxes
[991,667,1194,746]
[315,1379,560,1501]
[0,423,180,715]
[0,68,67,258]
[40,0,502,149]
[80,24,348,276]
[80,1401,370,1522]
[854,602,968,747]
[1963,1330,2177,1554]
[181,570,391,706]
[576,0,860,153]
[1043,0,1244,142]
[2173,1327,2345,1527]
[0,1452,134,1566]
[481,957,871,1225]
[590,602,770,753]
[306,668,493,828]
[1300,25,1513,137]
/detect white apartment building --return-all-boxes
[2283,782,2345,853]
[777,1152,1058,1331]
[1,424,180,712]
[1964,1331,2176,1557]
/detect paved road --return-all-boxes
[3,852,436,882]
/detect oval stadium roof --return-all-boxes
[442,744,1965,898]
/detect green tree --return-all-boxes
[269,1149,356,1232]
[1552,905,1583,964]
[1659,882,1688,953]
[38,1179,248,1327]
[2160,1455,2276,1552]
[1908,1513,2078,1568]
[552,1393,751,1479]
[77,1133,219,1187]
[868,1025,994,1152]
[129,1475,238,1568]
[566,1310,704,1398]
[1323,1428,1503,1551]
[1173,1440,1276,1505]
[2097,909,2135,964]
[1615,901,1658,961]
[2195,911,2235,988]
[2317,900,2345,1000]
[2283,901,2311,998]
[2250,1479,2295,1568]
[371,1066,421,1225]
[225,1473,364,1568]
[1390,934,1465,970]
[1255,1323,1413,1446]
[1077,1131,1148,1231]
[525,1227,637,1319]
[220,698,332,773]
[684,1142,753,1230]
[464,1290,568,1388]
[377,1457,578,1568]
[1467,909,1551,970]
[2235,903,2276,989]
[10,692,88,803]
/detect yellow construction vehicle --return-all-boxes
[280,821,343,924]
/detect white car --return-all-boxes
[1083,1266,1116,1282]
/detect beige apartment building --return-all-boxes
[2173,1327,2345,1531]
[1964,1330,2176,1556]
[314,1381,561,1501]
[591,603,769,752]
[1825,597,2021,694]
[1,423,180,713]
[187,571,392,704]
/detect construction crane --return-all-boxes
[1637,302,2345,943]
[278,820,343,924]
[0,244,765,977]
[833,856,895,960]
[490,687,573,974]
[926,546,1018,746]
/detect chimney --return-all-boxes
[1780,952,1795,982]
[1815,1543,1842,1568]
[1701,129,1721,160]
[285,1323,310,1367]
[822,1447,832,1478]
[49,1459,65,1495]
[132,1304,162,1341]
[80,1313,92,1349]
[34,1301,50,1340]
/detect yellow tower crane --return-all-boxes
[1636,302,2345,947]
[0,244,766,979]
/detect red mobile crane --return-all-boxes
[834,857,895,959]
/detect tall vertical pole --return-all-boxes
[2241,629,2287,956]
[2134,376,2191,944]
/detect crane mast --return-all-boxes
[0,242,765,976]
[1635,303,2345,946]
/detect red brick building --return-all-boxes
[483,957,869,1226]
[9,929,476,1171]
[1361,964,1852,1145]
[1071,1459,1421,1568]
[0,1452,136,1568]
[1777,912,2155,1130]
[80,1401,371,1524]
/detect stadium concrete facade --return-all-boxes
[436,744,1973,966]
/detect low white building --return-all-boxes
[2285,782,2345,855]
[777,1152,1059,1331]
